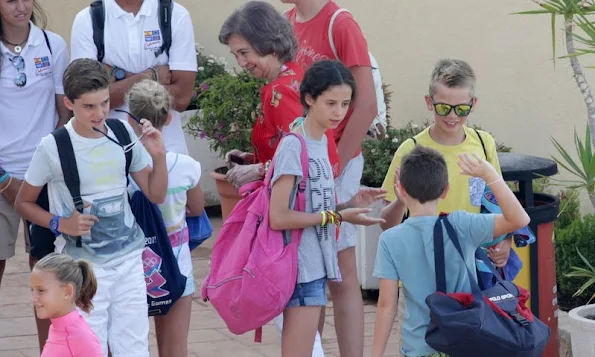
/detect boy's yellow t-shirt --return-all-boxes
[381,126,502,214]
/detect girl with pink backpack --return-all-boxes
[268,60,386,357]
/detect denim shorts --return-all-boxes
[286,277,327,308]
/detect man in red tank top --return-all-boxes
[283,2,378,357]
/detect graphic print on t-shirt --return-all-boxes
[87,194,135,254]
[310,157,334,242]
[295,40,331,69]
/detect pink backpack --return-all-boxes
[201,133,308,342]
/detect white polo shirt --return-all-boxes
[70,0,197,154]
[0,23,69,180]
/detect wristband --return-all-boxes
[335,210,343,226]
[321,211,327,226]
[109,66,118,79]
[0,166,5,177]
[487,178,503,186]
[0,176,12,194]
[0,173,8,184]
[150,67,158,81]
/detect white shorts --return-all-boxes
[80,250,149,357]
[334,153,364,251]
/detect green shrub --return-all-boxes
[555,214,595,310]
[556,189,581,231]
[361,122,424,187]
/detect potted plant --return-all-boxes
[186,70,265,220]
[566,247,595,356]
[186,43,229,111]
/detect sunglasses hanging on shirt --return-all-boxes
[9,55,26,87]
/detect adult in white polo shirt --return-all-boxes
[0,0,69,352]
[0,1,69,279]
[70,0,197,154]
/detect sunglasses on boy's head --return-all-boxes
[431,100,474,117]
[114,109,142,124]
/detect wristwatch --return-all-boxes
[49,215,60,236]
[114,67,126,81]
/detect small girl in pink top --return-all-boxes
[31,253,102,357]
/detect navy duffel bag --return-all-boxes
[425,215,550,357]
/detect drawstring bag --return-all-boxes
[187,212,213,250]
[129,181,187,316]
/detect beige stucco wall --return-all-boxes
[39,0,595,209]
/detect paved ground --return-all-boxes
[0,217,402,357]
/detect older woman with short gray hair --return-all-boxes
[220,1,340,190]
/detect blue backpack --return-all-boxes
[129,184,187,316]
[424,215,550,357]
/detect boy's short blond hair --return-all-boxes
[429,58,476,97]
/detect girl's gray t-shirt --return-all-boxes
[271,134,338,283]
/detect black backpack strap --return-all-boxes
[155,0,173,57]
[90,0,105,63]
[52,127,84,248]
[105,119,132,177]
[472,128,487,160]
[42,30,52,55]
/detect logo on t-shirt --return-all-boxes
[144,30,162,51]
[33,56,52,77]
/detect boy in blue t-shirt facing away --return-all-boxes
[371,146,529,357]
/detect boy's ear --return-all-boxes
[440,184,450,199]
[395,181,409,203]
[424,95,433,111]
[64,96,74,112]
[470,97,478,113]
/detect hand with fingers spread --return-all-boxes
[60,211,99,237]
[339,207,386,226]
[344,187,387,209]
[457,153,500,183]
[139,119,165,157]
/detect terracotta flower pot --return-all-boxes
[210,166,243,221]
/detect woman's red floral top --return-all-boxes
[251,61,341,178]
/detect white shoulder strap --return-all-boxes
[328,8,351,60]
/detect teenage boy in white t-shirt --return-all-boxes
[15,58,168,357]
[70,0,197,154]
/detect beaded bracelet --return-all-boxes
[0,173,8,184]
[320,210,342,226]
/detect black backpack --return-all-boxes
[29,119,132,260]
[89,0,173,63]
